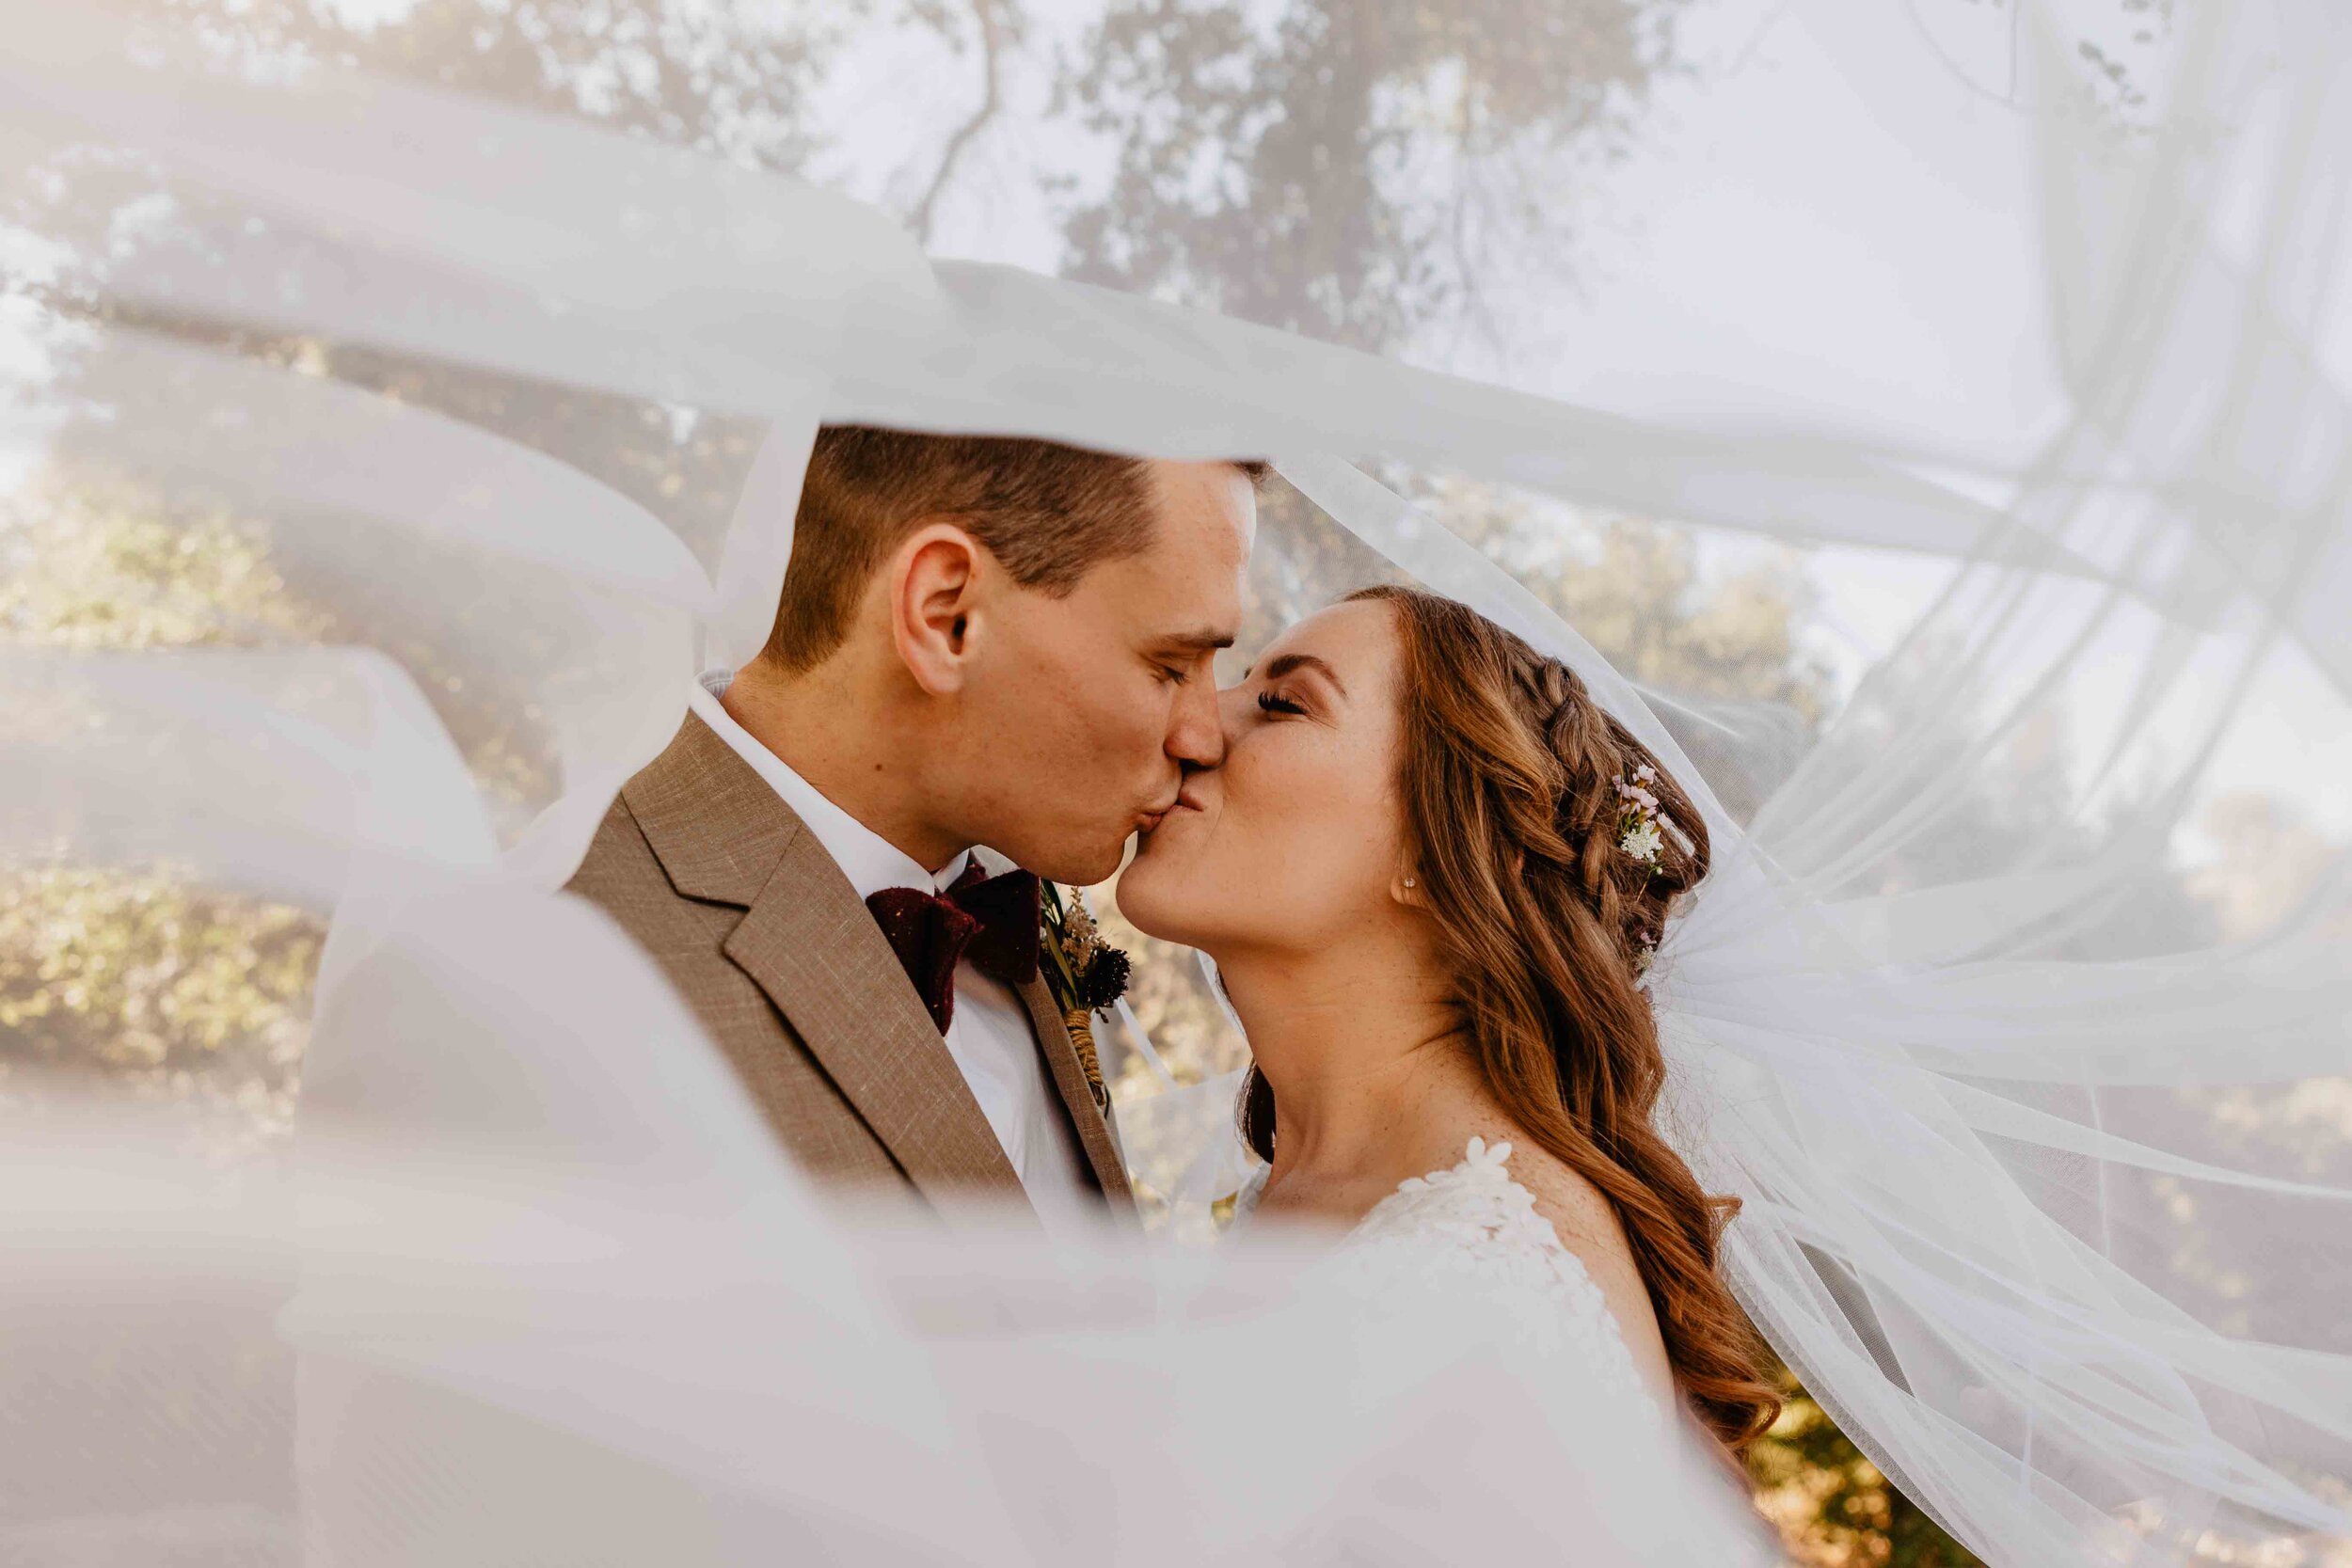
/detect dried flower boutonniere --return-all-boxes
[1039,883,1131,1113]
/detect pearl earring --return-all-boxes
[1404,877,1417,888]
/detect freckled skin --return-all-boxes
[1119,601,1408,958]
[1120,600,1677,1402]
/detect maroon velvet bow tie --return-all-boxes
[864,861,1041,1034]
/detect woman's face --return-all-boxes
[1118,598,1410,957]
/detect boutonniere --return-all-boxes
[1039,883,1131,1113]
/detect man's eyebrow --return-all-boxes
[1261,651,1347,697]
[1154,627,1237,654]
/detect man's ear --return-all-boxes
[888,520,984,696]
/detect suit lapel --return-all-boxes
[626,714,1030,1216]
[1014,977,1136,1214]
[622,711,797,906]
[724,832,1032,1211]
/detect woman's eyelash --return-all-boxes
[1257,690,1306,716]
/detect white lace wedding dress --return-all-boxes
[1238,1135,1662,1431]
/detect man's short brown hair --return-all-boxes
[764,425,1267,671]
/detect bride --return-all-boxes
[1120,584,1777,1451]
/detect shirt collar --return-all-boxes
[690,671,972,901]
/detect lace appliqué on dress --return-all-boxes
[1327,1137,1657,1422]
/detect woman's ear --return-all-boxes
[1391,866,1426,908]
[888,521,982,695]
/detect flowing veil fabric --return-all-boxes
[2,1,2349,1563]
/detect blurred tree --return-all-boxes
[0,475,330,1153]
[2191,791,2345,947]
[0,866,317,1157]
[0,0,930,1163]
[129,0,852,171]
[1746,1365,1982,1568]
[1060,0,1685,354]
[1428,475,1829,720]
[0,477,331,651]
[32,0,832,594]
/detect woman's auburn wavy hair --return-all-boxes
[1240,584,1781,1450]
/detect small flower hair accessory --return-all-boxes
[1613,764,1668,871]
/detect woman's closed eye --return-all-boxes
[1256,689,1307,718]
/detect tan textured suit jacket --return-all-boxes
[564,711,1134,1225]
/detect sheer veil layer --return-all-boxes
[2,2,2348,1563]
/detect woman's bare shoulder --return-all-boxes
[1493,1137,1628,1258]
[1495,1136,1677,1394]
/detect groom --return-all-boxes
[567,426,1263,1235]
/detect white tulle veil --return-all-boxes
[3,1,2348,1563]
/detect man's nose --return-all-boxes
[1166,673,1228,770]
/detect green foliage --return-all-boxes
[1745,1368,1983,1568]
[1,476,330,1152]
[0,866,317,1154]
[1429,475,1830,721]
[0,478,331,649]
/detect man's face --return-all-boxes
[943,460,1257,885]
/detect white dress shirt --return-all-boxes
[689,673,1098,1240]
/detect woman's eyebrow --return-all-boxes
[1260,651,1347,697]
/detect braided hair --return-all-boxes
[1240,584,1780,1449]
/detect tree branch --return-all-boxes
[911,0,1006,244]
